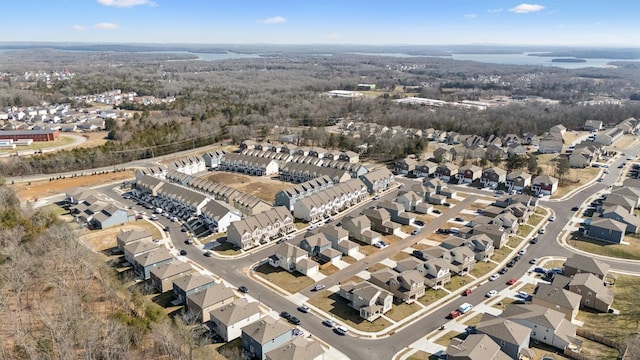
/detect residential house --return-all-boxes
[611,186,640,208]
[200,200,243,233]
[601,193,636,213]
[317,225,360,256]
[434,163,459,182]
[476,313,531,360]
[123,240,158,266]
[226,207,295,250]
[298,233,333,258]
[563,254,610,280]
[208,298,261,342]
[413,161,438,177]
[532,284,581,322]
[568,273,614,312]
[396,191,426,213]
[586,218,626,244]
[338,151,360,163]
[293,179,368,222]
[377,200,415,225]
[150,261,193,293]
[539,139,563,154]
[486,135,503,148]
[241,318,294,360]
[359,168,395,194]
[502,303,580,352]
[132,248,174,280]
[456,164,482,184]
[172,274,216,304]
[268,243,318,276]
[485,144,507,161]
[446,334,512,360]
[506,171,532,192]
[394,157,417,175]
[418,258,451,290]
[369,268,426,304]
[550,124,567,135]
[219,153,279,176]
[595,127,624,145]
[202,150,227,169]
[279,162,351,184]
[444,246,476,275]
[583,120,603,131]
[569,147,596,168]
[616,117,639,134]
[433,146,454,163]
[471,223,508,249]
[341,214,381,245]
[265,337,324,360]
[494,212,519,233]
[275,176,334,211]
[481,167,507,189]
[461,145,486,160]
[465,234,495,262]
[507,143,526,157]
[532,175,559,196]
[186,283,236,322]
[116,229,153,252]
[90,203,132,229]
[600,205,640,233]
[338,281,393,322]
[362,207,401,235]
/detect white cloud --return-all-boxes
[465,13,477,19]
[97,0,156,7]
[509,3,545,13]
[258,16,287,25]
[327,33,343,40]
[488,8,503,13]
[72,25,87,31]
[93,22,120,30]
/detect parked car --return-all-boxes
[313,284,326,291]
[322,319,335,327]
[448,310,462,319]
[373,195,381,200]
[507,261,516,268]
[462,289,472,296]
[538,228,546,234]
[571,206,580,211]
[499,267,508,274]
[411,229,420,235]
[549,216,556,221]
[517,291,530,299]
[533,267,547,274]
[507,278,517,285]
[163,226,171,232]
[298,305,310,313]
[412,250,425,260]
[433,209,442,214]
[486,290,498,297]
[276,238,286,244]
[454,217,464,222]
[179,249,187,256]
[518,249,527,255]
[238,286,249,293]
[414,220,425,226]
[280,311,291,320]
[334,325,349,335]
[288,316,301,325]
[530,237,538,244]
[489,274,500,281]
[204,251,212,257]
[529,258,537,264]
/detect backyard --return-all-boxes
[569,233,640,260]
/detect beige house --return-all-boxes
[268,243,319,276]
[208,298,261,342]
[446,334,511,360]
[369,269,426,304]
[338,281,393,322]
[186,283,236,322]
[226,207,295,250]
[568,273,614,313]
[150,261,193,293]
[532,284,581,322]
[116,229,153,252]
[341,214,381,245]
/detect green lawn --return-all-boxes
[444,275,472,292]
[517,224,534,237]
[492,247,512,263]
[469,261,497,278]
[507,236,525,248]
[568,233,640,260]
[434,331,465,347]
[528,214,544,227]
[211,242,241,256]
[418,289,448,307]
[386,302,422,322]
[307,291,393,332]
[254,263,314,294]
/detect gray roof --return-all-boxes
[187,282,235,309]
[209,298,260,326]
[117,229,153,244]
[477,313,531,345]
[133,247,173,267]
[534,284,581,310]
[150,261,193,279]
[569,273,614,305]
[501,303,567,330]
[446,334,510,360]
[589,217,627,233]
[173,273,215,292]
[265,337,324,360]
[564,254,610,277]
[241,318,292,344]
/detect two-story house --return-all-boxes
[369,269,426,304]
[208,298,261,342]
[338,281,393,322]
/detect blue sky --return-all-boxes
[2,0,639,46]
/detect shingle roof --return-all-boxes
[133,247,173,267]
[209,298,260,325]
[241,318,292,344]
[564,254,609,277]
[150,261,192,279]
[477,313,531,345]
[187,282,235,309]
[265,336,324,360]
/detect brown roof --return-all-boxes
[477,313,531,345]
[209,298,260,325]
[265,337,324,360]
[241,318,292,344]
[187,282,235,309]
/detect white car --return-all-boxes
[518,249,527,255]
[517,291,530,299]
[486,290,498,297]
[549,216,556,221]
[489,274,500,281]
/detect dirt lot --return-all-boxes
[205,172,289,203]
[80,222,162,252]
[10,169,136,202]
[75,131,110,148]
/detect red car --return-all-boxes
[507,278,517,285]
[462,289,472,296]
[448,310,462,319]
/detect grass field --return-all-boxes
[444,275,473,292]
[418,289,448,307]
[469,261,497,278]
[434,330,464,347]
[569,233,640,260]
[386,302,422,322]
[517,224,534,237]
[253,263,314,294]
[528,214,544,227]
[492,247,512,263]
[367,263,389,273]
[507,236,526,248]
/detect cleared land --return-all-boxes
[80,222,162,252]
[205,172,289,203]
[11,169,136,201]
[253,263,314,294]
[308,290,393,332]
[569,233,640,260]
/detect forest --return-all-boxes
[1,49,640,176]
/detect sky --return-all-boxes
[2,0,639,46]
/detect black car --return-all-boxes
[571,205,580,211]
[204,251,212,257]
[288,316,301,325]
[499,267,509,274]
[163,226,171,232]
[433,209,442,214]
[280,311,291,320]
[514,255,522,262]
[414,220,425,226]
[454,217,464,222]
[507,261,515,268]
[238,286,249,294]
[179,249,187,256]
[412,250,425,260]
[530,237,539,244]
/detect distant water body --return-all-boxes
[347,52,627,69]
[0,48,631,69]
